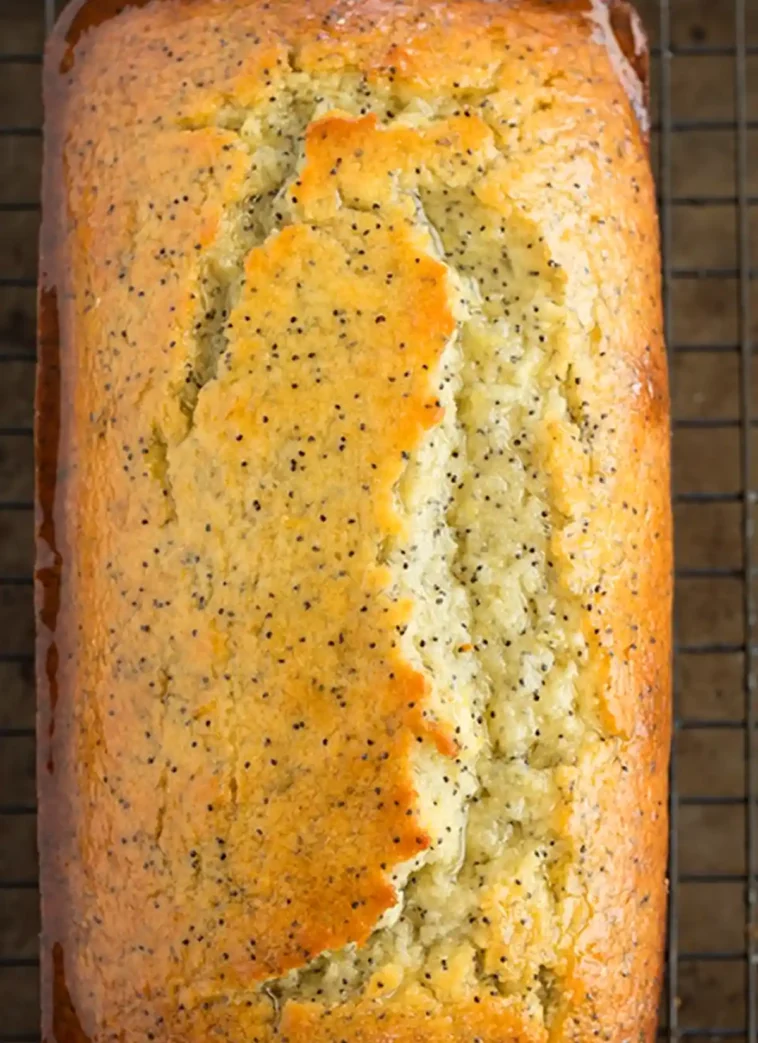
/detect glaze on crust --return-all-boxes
[37,1,670,1041]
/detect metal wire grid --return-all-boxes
[658,0,757,1039]
[0,0,756,1039]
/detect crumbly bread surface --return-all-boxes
[38,2,671,1041]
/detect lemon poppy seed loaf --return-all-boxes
[37,1,671,1041]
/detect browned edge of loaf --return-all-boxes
[36,1,670,1041]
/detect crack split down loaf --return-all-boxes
[37,0,671,1040]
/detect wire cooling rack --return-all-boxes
[0,0,756,1038]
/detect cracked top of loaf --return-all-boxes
[37,1,670,1041]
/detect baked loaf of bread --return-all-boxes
[37,1,671,1040]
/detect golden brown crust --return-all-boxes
[38,1,669,1041]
